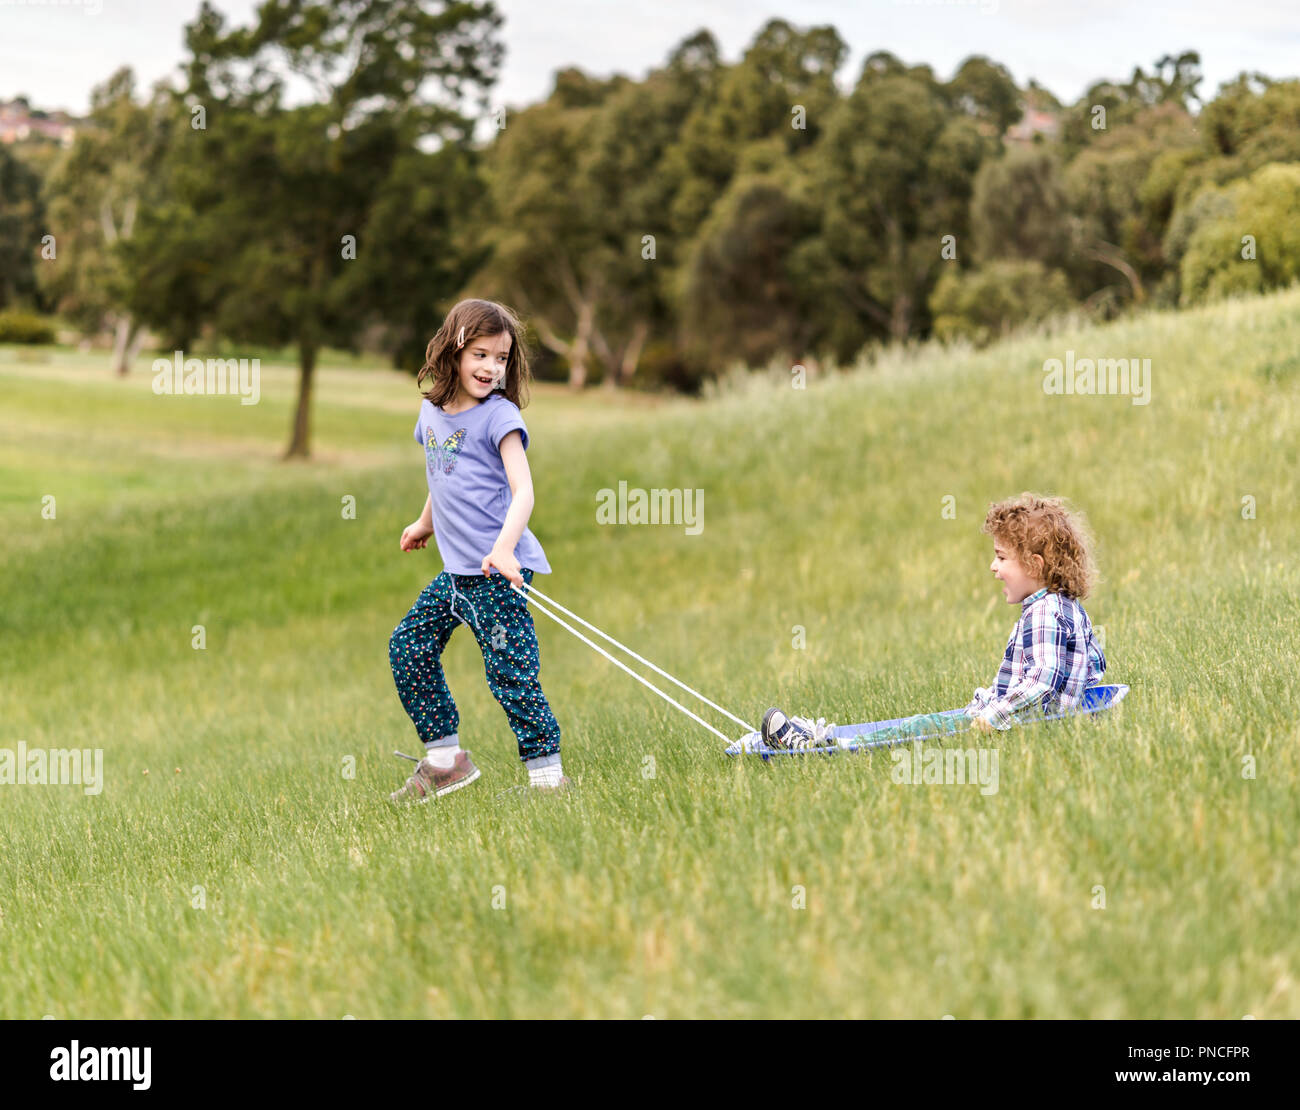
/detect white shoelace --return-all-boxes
[787,715,838,749]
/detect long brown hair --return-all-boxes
[417,299,531,409]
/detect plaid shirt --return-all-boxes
[966,588,1106,730]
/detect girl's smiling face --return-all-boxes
[990,540,1045,604]
[455,331,511,404]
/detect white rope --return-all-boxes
[514,579,756,734]
[511,581,753,743]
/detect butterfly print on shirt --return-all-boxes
[425,427,467,479]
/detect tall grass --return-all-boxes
[1,288,1297,1017]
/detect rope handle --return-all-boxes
[510,580,756,744]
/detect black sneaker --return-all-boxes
[761,708,837,750]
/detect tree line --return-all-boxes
[2,1,1298,456]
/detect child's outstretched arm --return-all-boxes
[401,494,433,552]
[480,430,533,587]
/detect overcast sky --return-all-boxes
[1,0,1296,119]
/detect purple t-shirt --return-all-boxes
[413,393,551,575]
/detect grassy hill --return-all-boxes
[1,288,1297,1018]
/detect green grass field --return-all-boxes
[2,289,1297,1018]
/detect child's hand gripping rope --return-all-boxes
[482,546,523,586]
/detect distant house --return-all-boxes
[1005,107,1061,145]
[0,99,80,146]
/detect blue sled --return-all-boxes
[725,684,1129,760]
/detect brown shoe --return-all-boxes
[389,751,480,805]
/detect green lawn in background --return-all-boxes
[1,289,1296,1017]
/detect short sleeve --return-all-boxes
[413,409,424,446]
[488,398,528,451]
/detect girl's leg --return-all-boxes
[389,573,462,744]
[462,569,561,763]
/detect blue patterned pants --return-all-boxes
[389,568,561,762]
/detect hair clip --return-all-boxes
[455,326,466,349]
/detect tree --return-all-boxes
[1190,77,1300,185]
[1060,51,1202,157]
[659,19,847,241]
[476,33,732,389]
[678,172,829,372]
[1174,163,1300,304]
[970,146,1071,272]
[1135,52,1204,111]
[342,143,490,374]
[482,20,850,387]
[812,59,989,342]
[0,145,46,311]
[116,191,222,355]
[148,0,503,458]
[1062,102,1200,306]
[473,95,612,388]
[947,55,1023,135]
[578,74,685,387]
[38,68,172,372]
[929,260,1074,345]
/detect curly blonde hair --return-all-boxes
[982,493,1096,600]
[417,299,532,410]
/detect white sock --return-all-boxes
[424,737,461,769]
[527,756,563,787]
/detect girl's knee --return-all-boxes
[485,656,540,687]
[390,625,427,663]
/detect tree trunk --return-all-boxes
[110,316,139,376]
[569,300,593,390]
[604,319,649,389]
[513,285,597,391]
[285,343,316,459]
[890,294,912,342]
[126,326,146,370]
[103,198,142,377]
